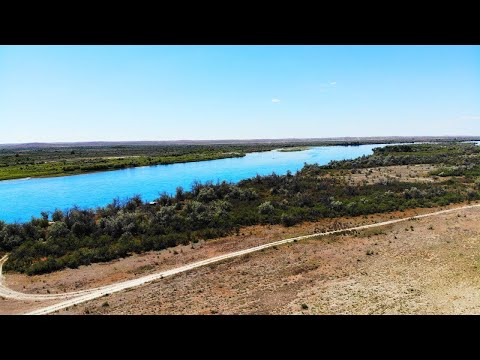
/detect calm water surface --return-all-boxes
[0,144,383,223]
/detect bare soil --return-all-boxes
[341,164,441,186]
[0,298,60,315]
[51,203,480,315]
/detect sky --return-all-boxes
[0,45,479,143]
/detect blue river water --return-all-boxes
[0,144,383,223]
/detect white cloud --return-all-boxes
[319,81,337,92]
[272,98,280,103]
[460,115,480,120]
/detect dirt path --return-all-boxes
[0,256,104,301]
[2,203,476,315]
[60,205,480,314]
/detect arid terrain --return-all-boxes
[342,164,440,185]
[51,204,480,315]
[1,201,480,314]
[2,162,480,315]
[3,44,479,316]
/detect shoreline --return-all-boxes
[0,152,248,182]
[0,140,431,182]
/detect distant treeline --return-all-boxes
[1,143,479,275]
[327,143,480,169]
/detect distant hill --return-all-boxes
[1,136,479,149]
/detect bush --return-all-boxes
[47,222,70,239]
[280,213,297,227]
[0,224,25,251]
[51,209,64,222]
[197,187,217,202]
[258,201,275,215]
[175,186,185,201]
[467,189,478,200]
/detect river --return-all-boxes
[0,144,383,223]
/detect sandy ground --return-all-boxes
[47,203,480,315]
[0,298,61,315]
[341,164,441,186]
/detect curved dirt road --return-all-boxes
[0,255,104,301]
[1,203,479,315]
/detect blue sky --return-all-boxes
[0,45,479,143]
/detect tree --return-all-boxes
[175,186,185,201]
[0,224,25,251]
[48,222,70,239]
[52,209,64,222]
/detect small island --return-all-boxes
[277,146,311,152]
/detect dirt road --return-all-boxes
[0,255,103,301]
[0,203,475,315]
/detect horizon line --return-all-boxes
[2,135,480,147]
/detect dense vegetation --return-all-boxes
[1,138,477,180]
[1,143,479,275]
[327,143,480,169]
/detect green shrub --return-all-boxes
[258,201,275,215]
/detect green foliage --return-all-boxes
[281,213,298,227]
[258,201,275,215]
[328,143,480,170]
[1,142,479,275]
[430,165,480,178]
